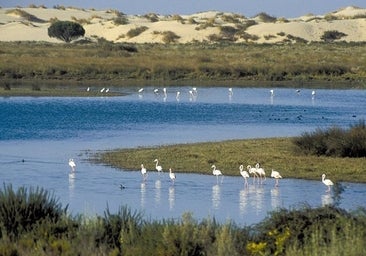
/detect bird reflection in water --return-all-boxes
[68,172,75,199]
[239,188,249,215]
[250,184,264,214]
[212,184,221,209]
[321,193,334,206]
[155,180,161,205]
[270,187,281,209]
[140,182,146,207]
[169,186,175,210]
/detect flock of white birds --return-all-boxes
[68,157,333,191]
[135,158,333,192]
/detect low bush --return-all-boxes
[0,184,67,240]
[293,120,366,157]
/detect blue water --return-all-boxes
[1,87,366,225]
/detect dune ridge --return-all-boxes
[0,5,365,43]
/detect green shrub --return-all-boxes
[126,26,148,38]
[0,184,67,240]
[101,206,144,250]
[161,31,181,44]
[249,205,363,255]
[48,20,85,43]
[321,30,347,42]
[293,120,366,157]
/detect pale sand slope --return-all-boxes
[0,6,365,43]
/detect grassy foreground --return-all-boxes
[95,137,366,183]
[1,184,366,255]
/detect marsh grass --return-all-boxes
[95,137,366,182]
[1,42,365,87]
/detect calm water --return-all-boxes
[1,86,366,225]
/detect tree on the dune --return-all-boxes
[48,21,85,43]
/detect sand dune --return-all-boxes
[0,6,365,43]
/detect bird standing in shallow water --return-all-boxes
[68,159,76,172]
[141,164,147,181]
[322,174,334,192]
[169,168,176,185]
[211,165,223,183]
[239,164,249,187]
[154,159,163,173]
[271,169,282,187]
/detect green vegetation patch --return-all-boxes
[94,137,366,183]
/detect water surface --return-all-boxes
[1,87,366,225]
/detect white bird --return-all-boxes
[247,165,258,184]
[255,163,266,183]
[312,90,316,98]
[322,174,334,192]
[68,159,76,172]
[192,87,197,95]
[163,88,167,97]
[141,164,147,181]
[270,89,274,97]
[154,159,163,173]
[169,168,176,184]
[211,164,223,183]
[86,87,90,92]
[100,88,105,93]
[176,91,180,101]
[138,88,144,93]
[105,88,110,93]
[271,169,282,187]
[228,88,233,96]
[153,88,159,95]
[239,164,249,187]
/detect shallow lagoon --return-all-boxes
[1,87,366,225]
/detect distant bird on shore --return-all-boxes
[270,89,274,97]
[312,90,316,98]
[100,88,105,93]
[322,174,334,192]
[68,159,76,172]
[138,88,144,93]
[271,169,282,187]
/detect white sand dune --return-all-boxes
[0,6,365,43]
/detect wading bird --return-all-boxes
[154,159,163,173]
[322,174,334,192]
[239,164,249,187]
[247,165,258,184]
[68,159,76,172]
[255,163,266,183]
[271,169,282,187]
[211,165,223,183]
[169,168,176,185]
[141,164,147,181]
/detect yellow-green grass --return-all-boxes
[95,137,366,183]
[1,42,366,87]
